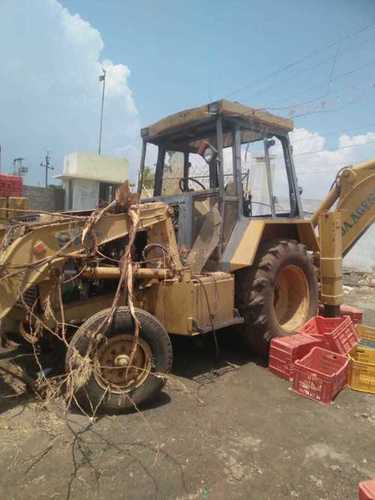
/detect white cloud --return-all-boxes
[289,127,375,271]
[236,126,375,270]
[289,127,375,199]
[0,0,139,184]
[339,132,375,148]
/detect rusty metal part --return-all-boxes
[0,201,182,320]
[19,318,42,344]
[2,95,375,362]
[81,266,174,280]
[136,271,242,335]
[62,294,118,325]
[94,334,152,393]
[142,242,171,268]
[142,99,293,148]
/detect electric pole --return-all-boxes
[98,68,106,155]
[41,153,54,188]
[13,157,28,177]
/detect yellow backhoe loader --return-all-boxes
[0,99,374,413]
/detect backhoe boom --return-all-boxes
[312,159,375,255]
[312,159,375,315]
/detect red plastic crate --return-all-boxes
[341,305,363,324]
[319,304,363,324]
[298,315,359,355]
[0,174,23,197]
[292,347,349,404]
[269,334,323,380]
[359,480,375,500]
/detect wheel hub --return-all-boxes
[94,334,152,393]
[114,354,130,367]
[273,264,310,332]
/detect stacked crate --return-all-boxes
[268,334,323,380]
[0,174,25,225]
[269,315,360,404]
[0,174,23,197]
[348,324,375,394]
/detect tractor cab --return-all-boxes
[138,100,303,260]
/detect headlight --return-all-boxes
[203,147,215,163]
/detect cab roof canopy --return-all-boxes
[141,99,294,153]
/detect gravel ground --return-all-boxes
[0,284,375,500]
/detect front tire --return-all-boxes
[66,307,173,414]
[236,239,318,359]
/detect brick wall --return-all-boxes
[23,185,65,212]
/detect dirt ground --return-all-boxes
[1,281,375,500]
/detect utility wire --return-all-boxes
[254,42,343,111]
[326,40,341,93]
[245,74,374,122]
[260,57,375,112]
[331,56,375,82]
[232,75,375,124]
[223,22,375,100]
[241,53,337,104]
[237,30,375,105]
[291,81,375,118]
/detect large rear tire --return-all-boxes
[236,239,318,359]
[66,307,173,414]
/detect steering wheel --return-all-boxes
[178,177,207,192]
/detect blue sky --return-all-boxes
[60,0,375,142]
[1,0,375,197]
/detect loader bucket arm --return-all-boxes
[0,202,175,320]
[0,218,85,319]
[311,159,375,255]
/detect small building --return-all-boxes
[57,152,128,210]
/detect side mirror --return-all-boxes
[266,139,275,149]
[203,146,216,164]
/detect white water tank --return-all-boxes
[56,152,128,210]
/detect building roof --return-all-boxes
[141,99,293,151]
[56,152,128,184]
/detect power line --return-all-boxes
[251,75,374,121]
[333,56,375,82]
[233,74,375,125]
[219,27,375,122]
[241,53,337,104]
[290,81,375,119]
[326,39,342,95]
[254,40,343,112]
[260,56,375,112]
[243,30,375,107]
[223,21,375,100]
[239,28,375,104]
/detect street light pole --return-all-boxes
[98,68,106,155]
